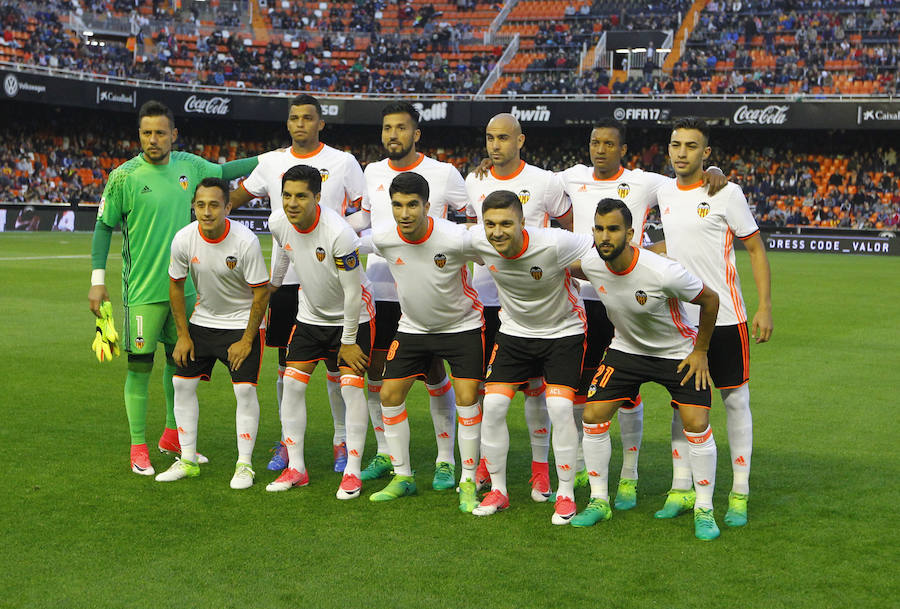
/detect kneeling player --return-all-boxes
[266,164,374,499]
[365,172,485,511]
[571,198,721,540]
[156,178,270,488]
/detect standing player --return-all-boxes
[469,191,593,525]
[559,119,726,510]
[656,117,772,527]
[266,165,375,499]
[570,198,722,540]
[465,113,573,501]
[347,102,469,490]
[230,94,367,474]
[155,178,270,488]
[88,100,258,475]
[367,172,484,511]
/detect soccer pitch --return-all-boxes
[1,232,897,609]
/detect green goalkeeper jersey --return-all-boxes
[98,150,222,306]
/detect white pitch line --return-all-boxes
[0,254,120,261]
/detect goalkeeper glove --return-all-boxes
[92,301,121,362]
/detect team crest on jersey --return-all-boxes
[225,255,237,270]
[697,202,711,218]
[617,183,631,199]
[518,189,531,205]
[530,266,543,280]
[635,290,648,305]
[98,197,105,216]
[434,253,447,268]
[319,168,330,182]
[315,247,326,262]
[179,175,189,191]
[135,336,144,349]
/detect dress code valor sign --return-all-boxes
[765,233,897,256]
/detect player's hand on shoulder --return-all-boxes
[227,338,252,371]
[474,157,492,179]
[88,284,110,318]
[752,309,773,343]
[173,336,195,368]
[677,350,711,390]
[702,168,729,196]
[338,343,369,376]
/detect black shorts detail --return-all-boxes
[384,328,484,382]
[265,284,299,348]
[583,299,615,369]
[585,349,711,409]
[485,332,584,390]
[482,306,501,374]
[373,301,402,350]
[708,323,750,389]
[286,320,373,370]
[175,324,264,384]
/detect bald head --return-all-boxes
[485,113,525,174]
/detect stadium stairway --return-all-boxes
[249,0,271,45]
[662,0,709,73]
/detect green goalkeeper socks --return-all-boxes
[163,357,178,430]
[124,369,152,445]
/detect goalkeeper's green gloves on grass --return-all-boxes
[92,301,121,362]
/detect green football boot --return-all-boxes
[724,491,749,527]
[369,474,417,502]
[654,488,696,519]
[458,480,478,513]
[360,453,393,481]
[574,468,590,489]
[694,507,720,541]
[432,462,456,491]
[613,478,638,510]
[570,497,613,528]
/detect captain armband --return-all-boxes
[334,249,361,271]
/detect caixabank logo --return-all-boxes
[857,105,900,125]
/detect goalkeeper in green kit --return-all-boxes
[88,101,259,475]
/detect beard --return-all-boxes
[386,141,414,161]
[597,239,628,261]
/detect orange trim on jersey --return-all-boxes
[586,396,638,406]
[382,409,409,425]
[583,421,611,434]
[669,298,698,342]
[291,205,321,234]
[676,179,703,191]
[724,230,748,323]
[290,142,325,159]
[484,383,516,398]
[388,153,425,172]
[398,216,434,244]
[593,166,625,181]
[564,270,588,333]
[170,274,187,282]
[248,280,270,288]
[690,286,706,304]
[326,373,341,383]
[607,246,639,276]
[239,179,263,199]
[340,375,365,388]
[502,229,530,260]
[717,379,749,390]
[672,400,711,411]
[198,218,231,244]
[284,367,311,383]
[738,228,760,241]
[637,206,651,243]
[555,205,573,221]
[546,384,575,401]
[737,321,750,380]
[490,160,526,180]
[523,382,546,397]
[683,426,713,443]
[460,266,485,324]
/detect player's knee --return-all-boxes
[379,383,406,407]
[454,386,480,407]
[583,402,614,425]
[679,407,710,433]
[127,352,154,373]
[232,382,257,402]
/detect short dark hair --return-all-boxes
[672,116,710,145]
[282,164,322,194]
[381,101,420,127]
[138,100,174,129]
[482,190,522,217]
[193,177,230,204]
[389,171,429,201]
[595,198,632,228]
[592,119,626,145]
[289,94,322,118]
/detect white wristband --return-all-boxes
[91,269,106,286]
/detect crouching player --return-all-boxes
[156,178,270,488]
[570,198,721,540]
[266,164,375,499]
[366,172,485,511]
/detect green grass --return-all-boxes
[1,232,898,608]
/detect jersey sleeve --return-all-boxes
[190,152,223,180]
[240,163,268,198]
[460,226,484,264]
[544,172,571,218]
[660,257,705,302]
[361,166,374,212]
[555,230,594,268]
[343,153,367,209]
[724,185,759,239]
[643,170,671,209]
[241,234,270,287]
[444,166,470,212]
[98,169,126,228]
[333,222,363,265]
[168,231,190,281]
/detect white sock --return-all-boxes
[232,382,259,465]
[427,377,456,465]
[685,425,717,510]
[670,408,693,491]
[523,379,550,463]
[276,365,285,438]
[173,376,200,463]
[367,381,388,454]
[456,403,482,483]
[340,376,367,478]
[573,399,585,471]
[326,372,347,446]
[722,384,752,495]
[547,392,577,499]
[582,421,611,500]
[381,402,412,476]
[481,391,511,496]
[281,368,310,472]
[618,399,643,480]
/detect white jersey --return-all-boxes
[580,247,704,359]
[470,227,593,339]
[560,164,669,301]
[241,142,366,285]
[169,219,269,330]
[371,217,483,334]
[465,161,572,307]
[658,180,759,326]
[363,153,469,302]
[269,205,374,328]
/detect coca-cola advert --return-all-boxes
[183,95,232,116]
[732,105,789,126]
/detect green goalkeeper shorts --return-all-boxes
[123,300,195,354]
